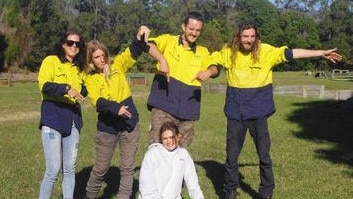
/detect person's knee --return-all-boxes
[149,130,160,143]
[44,166,60,181]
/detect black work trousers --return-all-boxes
[224,118,275,197]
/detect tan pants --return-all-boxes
[149,108,195,147]
[85,125,140,199]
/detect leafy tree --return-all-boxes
[0,0,350,72]
[275,10,324,71]
[26,0,70,71]
[199,19,227,52]
[319,0,353,68]
[104,1,143,53]
[273,0,333,13]
[0,33,7,72]
[195,0,229,50]
[234,0,283,44]
[1,2,34,71]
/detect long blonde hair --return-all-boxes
[85,40,111,78]
[228,21,261,64]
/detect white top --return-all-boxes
[138,143,204,199]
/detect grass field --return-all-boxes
[0,72,353,198]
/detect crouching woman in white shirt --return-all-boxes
[138,121,204,199]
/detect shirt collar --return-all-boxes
[178,35,196,53]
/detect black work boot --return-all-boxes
[258,194,272,199]
[224,190,238,199]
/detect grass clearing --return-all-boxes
[0,72,353,198]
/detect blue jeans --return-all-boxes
[39,125,80,199]
[224,118,275,197]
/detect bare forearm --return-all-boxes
[292,49,325,59]
[147,43,170,79]
[292,48,342,63]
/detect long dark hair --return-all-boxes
[56,31,86,71]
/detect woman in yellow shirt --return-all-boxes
[38,31,86,199]
[84,27,156,199]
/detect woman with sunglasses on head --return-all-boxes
[138,121,204,199]
[38,31,87,199]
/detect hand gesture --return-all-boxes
[118,105,132,118]
[137,25,151,42]
[192,70,212,83]
[192,65,219,83]
[159,58,170,82]
[322,48,343,63]
[67,87,85,101]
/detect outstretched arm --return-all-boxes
[292,48,343,63]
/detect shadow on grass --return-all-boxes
[286,97,353,171]
[195,160,263,199]
[74,166,139,199]
[74,162,265,198]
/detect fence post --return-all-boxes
[303,85,307,97]
[319,85,324,98]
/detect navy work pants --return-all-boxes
[224,118,275,197]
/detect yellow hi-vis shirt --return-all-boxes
[147,34,217,120]
[38,55,85,104]
[84,48,136,107]
[213,44,288,88]
[149,34,215,86]
[37,55,85,134]
[212,43,289,120]
[84,47,139,133]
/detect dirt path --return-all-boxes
[0,111,40,122]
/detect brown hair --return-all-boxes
[183,11,204,26]
[159,122,180,144]
[228,21,261,64]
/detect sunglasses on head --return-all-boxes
[66,40,82,47]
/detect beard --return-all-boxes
[182,33,198,45]
[239,42,254,54]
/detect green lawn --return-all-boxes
[0,72,353,198]
[209,70,353,90]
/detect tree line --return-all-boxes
[0,0,352,73]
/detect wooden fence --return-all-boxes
[203,84,353,100]
[126,74,148,85]
[0,74,12,87]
